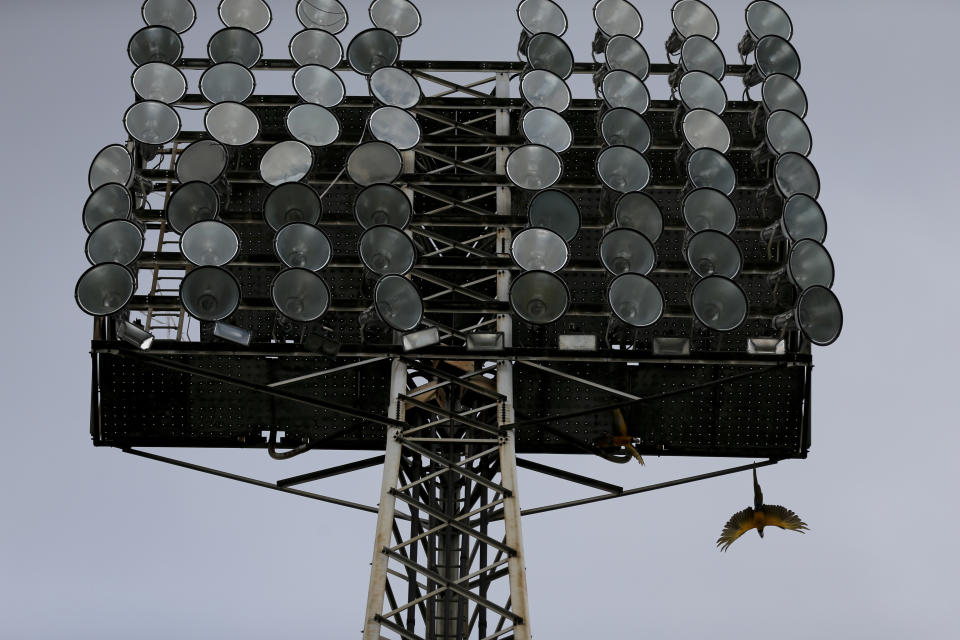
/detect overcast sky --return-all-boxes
[2,1,958,638]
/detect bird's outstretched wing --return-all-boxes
[717,507,756,552]
[761,505,809,532]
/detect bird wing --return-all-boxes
[716,507,756,552]
[760,505,809,532]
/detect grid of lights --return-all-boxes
[76,0,842,353]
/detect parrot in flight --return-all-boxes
[716,467,808,551]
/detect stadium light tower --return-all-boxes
[78,1,841,638]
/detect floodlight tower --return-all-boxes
[78,1,841,639]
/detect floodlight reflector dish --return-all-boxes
[128,26,183,66]
[745,35,800,86]
[686,230,742,278]
[682,187,737,234]
[271,268,331,322]
[761,73,807,117]
[289,29,343,67]
[600,228,656,275]
[347,28,400,75]
[84,184,134,233]
[764,109,812,156]
[208,27,263,67]
[369,66,422,108]
[359,225,417,275]
[274,223,332,270]
[529,190,581,242]
[774,152,819,198]
[521,108,572,153]
[287,104,341,147]
[520,70,571,112]
[506,144,562,191]
[691,276,748,332]
[297,0,348,34]
[518,0,568,36]
[593,0,642,38]
[124,100,181,145]
[260,141,314,186]
[218,0,272,33]
[176,139,228,184]
[511,227,569,272]
[142,0,197,33]
[687,148,736,195]
[85,220,144,266]
[369,106,421,150]
[526,33,574,79]
[678,70,727,114]
[132,62,187,103]
[89,144,134,191]
[369,0,422,38]
[667,0,719,54]
[742,0,792,56]
[292,65,345,107]
[205,101,260,146]
[794,285,842,346]
[597,146,650,193]
[355,184,412,229]
[780,194,827,243]
[200,62,255,103]
[603,36,650,79]
[346,141,403,186]
[167,181,220,234]
[263,182,321,230]
[615,192,663,242]
[509,270,569,325]
[678,35,725,80]
[786,239,834,290]
[681,108,730,152]
[75,263,136,317]
[118,320,155,350]
[180,266,241,322]
[608,273,663,327]
[180,220,240,267]
[375,275,423,331]
[599,70,650,112]
[599,107,651,152]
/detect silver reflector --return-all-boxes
[128,26,183,66]
[200,62,255,103]
[780,194,827,243]
[208,27,263,68]
[346,141,403,186]
[599,107,650,152]
[520,70,571,112]
[594,0,642,38]
[615,192,663,242]
[180,220,240,266]
[687,148,736,195]
[142,0,197,33]
[89,144,134,191]
[218,0,272,33]
[667,0,719,54]
[293,65,346,106]
[511,227,569,272]
[369,106,421,150]
[132,62,187,103]
[176,139,229,184]
[271,268,331,322]
[761,73,807,117]
[764,109,812,156]
[347,28,400,75]
[375,275,423,331]
[521,108,572,153]
[274,222,332,271]
[369,0,422,38]
[85,220,144,266]
[263,183,321,230]
[260,141,314,185]
[608,273,663,327]
[84,184,134,233]
[167,181,220,234]
[506,144,563,191]
[355,184,412,229]
[75,263,136,317]
[359,225,416,275]
[518,0,568,35]
[678,35,725,80]
[529,190,580,242]
[124,100,181,145]
[682,187,737,234]
[786,239,834,290]
[597,146,650,193]
[681,108,731,152]
[289,29,343,67]
[369,66,422,108]
[509,270,570,325]
[287,104,341,147]
[526,33,574,79]
[691,276,748,332]
[604,35,650,79]
[600,228,656,275]
[774,152,819,198]
[600,70,650,112]
[686,230,742,278]
[205,101,260,146]
[180,266,241,321]
[678,70,727,114]
[745,35,800,87]
[296,0,348,34]
[794,285,842,346]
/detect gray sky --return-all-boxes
[2,1,958,638]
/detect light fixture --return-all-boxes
[289,29,343,67]
[132,62,187,103]
[677,70,727,114]
[296,0,348,34]
[274,222,332,270]
[506,144,563,191]
[88,144,134,191]
[466,332,504,351]
[75,263,136,317]
[597,145,650,193]
[368,106,421,150]
[687,148,736,195]
[180,220,240,266]
[511,227,569,272]
[599,228,656,275]
[666,0,719,55]
[205,101,260,146]
[682,187,737,234]
[355,184,412,229]
[84,184,134,233]
[520,69,571,112]
[369,0,422,38]
[374,275,423,331]
[690,275,748,332]
[599,70,650,112]
[756,73,808,127]
[773,152,819,199]
[176,139,229,184]
[738,0,792,58]
[117,318,155,350]
[369,66,422,108]
[359,225,417,275]
[744,35,800,87]
[773,285,842,346]
[681,108,730,153]
[521,108,572,153]
[208,27,264,67]
[517,0,568,36]
[525,33,574,79]
[142,0,197,34]
[592,0,642,54]
[128,25,184,66]
[218,0,273,34]
[784,239,835,291]
[287,104,341,147]
[271,268,331,322]
[614,192,663,242]
[600,35,650,79]
[672,35,725,84]
[509,270,570,325]
[347,28,400,75]
[85,219,145,266]
[263,182,321,230]
[260,140,314,185]
[293,65,346,106]
[180,266,242,322]
[402,326,441,352]
[167,181,220,234]
[346,141,403,186]
[686,229,743,278]
[758,109,812,158]
[528,189,581,242]
[761,194,827,244]
[123,100,181,145]
[213,321,253,346]
[200,62,256,103]
[608,273,664,328]
[599,107,650,152]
